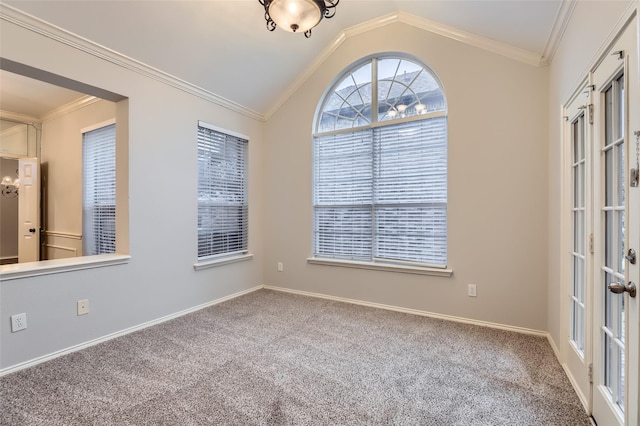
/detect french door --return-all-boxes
[565,16,639,425]
[565,77,592,410]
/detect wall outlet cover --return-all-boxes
[11,313,27,332]
[77,299,90,315]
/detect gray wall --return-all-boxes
[263,22,550,331]
[0,15,265,369]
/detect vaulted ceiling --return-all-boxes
[2,0,570,119]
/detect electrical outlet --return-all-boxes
[77,299,89,316]
[11,313,27,332]
[277,262,284,272]
[468,284,477,297]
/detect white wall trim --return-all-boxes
[265,11,547,120]
[0,110,40,124]
[0,254,130,281]
[41,95,101,122]
[540,0,578,66]
[44,244,77,255]
[0,284,263,376]
[2,3,552,123]
[0,4,263,122]
[396,11,543,66]
[264,285,547,337]
[547,331,561,360]
[548,333,590,414]
[307,257,453,277]
[44,230,82,240]
[193,253,254,271]
[562,361,591,414]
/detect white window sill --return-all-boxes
[194,253,253,270]
[0,254,131,281]
[307,257,453,277]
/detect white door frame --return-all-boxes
[561,11,639,425]
[561,77,594,412]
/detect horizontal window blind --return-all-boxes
[314,117,447,266]
[82,123,116,256]
[197,125,248,259]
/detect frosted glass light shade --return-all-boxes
[269,0,322,33]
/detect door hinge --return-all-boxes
[588,363,593,384]
[588,104,594,124]
[589,234,594,254]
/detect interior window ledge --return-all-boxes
[0,254,131,281]
[307,257,453,277]
[194,253,253,270]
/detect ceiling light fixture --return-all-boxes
[259,0,339,38]
[1,173,19,198]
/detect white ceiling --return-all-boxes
[2,0,566,118]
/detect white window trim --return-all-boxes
[193,253,253,271]
[196,121,249,262]
[80,118,116,135]
[313,55,448,268]
[307,257,452,277]
[0,254,130,281]
[197,120,249,141]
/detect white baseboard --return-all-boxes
[0,285,262,377]
[547,334,591,416]
[263,285,547,337]
[560,361,591,414]
[547,332,561,359]
[0,284,555,376]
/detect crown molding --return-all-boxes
[0,4,264,122]
[2,3,553,124]
[40,95,100,122]
[540,0,578,66]
[396,11,543,67]
[264,11,546,120]
[0,110,40,124]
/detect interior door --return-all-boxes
[591,17,639,426]
[564,79,593,410]
[17,157,39,263]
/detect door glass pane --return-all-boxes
[605,331,612,388]
[619,210,625,274]
[579,210,585,255]
[618,145,625,205]
[605,210,613,267]
[605,148,613,206]
[600,74,626,412]
[605,271,613,327]
[570,112,586,353]
[605,87,613,144]
[616,75,624,139]
[618,345,625,407]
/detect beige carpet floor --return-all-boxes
[0,289,590,425]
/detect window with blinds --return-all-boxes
[313,55,447,267]
[82,123,116,256]
[197,122,248,260]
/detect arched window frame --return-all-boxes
[311,53,450,275]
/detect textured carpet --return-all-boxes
[1,289,590,425]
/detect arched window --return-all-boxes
[313,54,447,268]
